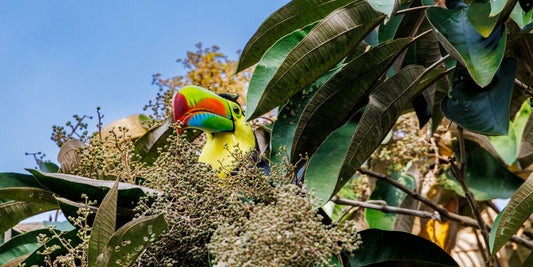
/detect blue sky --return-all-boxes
[0,1,289,172]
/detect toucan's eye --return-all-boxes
[232,105,241,117]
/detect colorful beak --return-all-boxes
[173,86,234,133]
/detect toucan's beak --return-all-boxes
[173,86,234,133]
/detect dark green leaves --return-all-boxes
[306,65,426,204]
[246,1,385,119]
[0,229,52,266]
[426,6,507,87]
[236,0,355,73]
[441,58,517,136]
[348,229,458,266]
[291,38,412,164]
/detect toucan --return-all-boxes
[172,85,261,176]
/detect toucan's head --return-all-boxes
[172,85,244,134]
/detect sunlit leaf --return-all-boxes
[246,1,385,119]
[488,100,532,165]
[489,173,533,255]
[291,38,412,164]
[88,178,120,266]
[236,0,355,73]
[426,6,507,87]
[510,2,533,28]
[133,119,173,165]
[441,58,517,136]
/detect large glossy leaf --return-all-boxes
[0,201,57,233]
[442,139,524,201]
[38,161,59,173]
[246,1,385,120]
[441,57,517,135]
[426,6,507,87]
[366,173,416,230]
[96,214,167,267]
[270,64,343,165]
[291,38,412,164]
[490,173,533,255]
[88,178,119,266]
[348,229,458,266]
[0,228,52,266]
[488,100,532,165]
[306,65,425,204]
[235,0,355,73]
[247,22,317,129]
[27,169,157,209]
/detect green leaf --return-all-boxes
[367,0,400,17]
[96,214,167,267]
[291,38,412,164]
[490,0,509,15]
[522,251,533,267]
[270,64,343,165]
[0,187,56,205]
[133,119,173,165]
[426,6,507,87]
[88,178,120,266]
[0,201,58,233]
[21,229,82,265]
[0,172,46,190]
[441,57,517,135]
[511,2,533,28]
[235,0,355,73]
[348,229,458,266]
[366,173,416,230]
[246,1,385,120]
[247,22,317,127]
[488,100,532,165]
[468,0,516,38]
[442,139,524,201]
[306,65,426,204]
[490,173,533,254]
[27,169,157,209]
[38,161,59,173]
[0,228,51,266]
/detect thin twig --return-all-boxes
[331,196,442,221]
[453,126,492,265]
[358,167,533,250]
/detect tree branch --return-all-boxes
[357,167,533,250]
[452,126,492,264]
